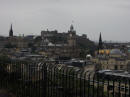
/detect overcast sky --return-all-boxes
[0,0,130,41]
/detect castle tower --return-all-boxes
[68,24,76,47]
[9,24,13,37]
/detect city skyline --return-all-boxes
[0,0,130,41]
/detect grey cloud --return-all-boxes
[0,0,130,41]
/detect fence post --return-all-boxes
[42,63,47,97]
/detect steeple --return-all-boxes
[9,24,13,37]
[98,32,103,50]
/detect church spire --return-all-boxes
[9,24,13,37]
[98,32,103,50]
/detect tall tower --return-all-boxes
[9,24,13,37]
[98,32,103,50]
[68,24,76,47]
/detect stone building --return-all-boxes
[40,25,81,58]
[5,24,28,49]
[7,36,28,48]
[41,30,58,40]
[93,56,129,71]
[0,36,8,49]
[94,33,130,71]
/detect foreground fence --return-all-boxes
[0,60,130,97]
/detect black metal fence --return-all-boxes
[0,60,130,97]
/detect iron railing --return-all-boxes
[0,60,130,97]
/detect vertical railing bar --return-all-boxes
[38,63,41,97]
[68,70,71,97]
[88,74,90,97]
[83,72,87,97]
[4,63,8,89]
[41,63,44,97]
[28,63,31,97]
[118,78,121,97]
[56,66,59,97]
[59,66,64,97]
[50,65,53,97]
[128,79,130,97]
[113,77,115,97]
[97,74,100,97]
[58,66,60,97]
[15,61,18,96]
[68,69,73,97]
[76,71,79,97]
[62,67,66,97]
[125,78,127,97]
[24,62,26,97]
[102,76,104,97]
[53,66,56,95]
[20,62,22,97]
[56,67,58,97]
[107,76,109,97]
[80,71,84,97]
[33,64,36,97]
[93,74,95,97]
[22,62,24,97]
[18,61,21,97]
[47,65,50,97]
[59,67,62,97]
[66,68,69,97]
[80,72,82,97]
[73,71,75,97]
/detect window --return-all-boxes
[120,65,123,69]
[115,65,118,70]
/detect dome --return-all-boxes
[110,49,122,55]
[105,50,110,54]
[98,49,110,55]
